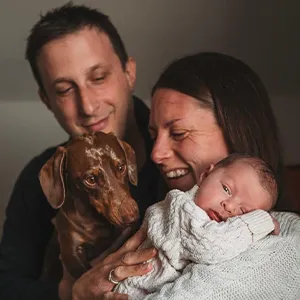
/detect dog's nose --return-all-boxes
[123,213,139,226]
[121,202,140,226]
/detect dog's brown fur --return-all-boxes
[39,132,139,280]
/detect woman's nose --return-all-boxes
[151,136,172,164]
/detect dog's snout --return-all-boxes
[122,212,140,226]
[120,199,140,226]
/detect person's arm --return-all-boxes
[141,212,300,300]
[71,228,157,300]
[0,154,59,300]
[180,205,275,264]
[92,212,300,300]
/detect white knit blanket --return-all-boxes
[116,188,300,299]
[140,211,300,300]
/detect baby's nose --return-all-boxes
[222,199,239,215]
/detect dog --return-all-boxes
[39,132,140,280]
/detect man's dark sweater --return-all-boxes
[0,97,163,300]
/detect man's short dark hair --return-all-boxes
[25,2,129,91]
[214,153,279,206]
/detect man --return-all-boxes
[0,3,162,300]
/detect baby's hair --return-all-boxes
[214,153,278,207]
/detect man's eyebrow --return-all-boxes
[51,64,108,87]
[52,77,72,86]
[88,63,107,73]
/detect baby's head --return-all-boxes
[194,153,278,222]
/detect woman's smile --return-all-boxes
[164,168,189,179]
[163,168,194,190]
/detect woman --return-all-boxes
[69,53,300,300]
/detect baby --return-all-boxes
[115,153,279,299]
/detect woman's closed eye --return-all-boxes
[170,131,186,141]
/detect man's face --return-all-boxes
[37,27,136,138]
[194,160,273,222]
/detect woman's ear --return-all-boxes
[197,164,214,186]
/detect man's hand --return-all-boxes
[58,259,75,300]
[71,228,157,300]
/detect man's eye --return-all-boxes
[56,87,72,96]
[94,77,105,82]
[222,184,231,195]
[92,72,108,83]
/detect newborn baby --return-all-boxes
[115,153,279,299]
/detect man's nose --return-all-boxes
[77,86,99,116]
[151,135,172,164]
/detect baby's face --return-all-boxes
[194,161,273,222]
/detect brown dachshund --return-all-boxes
[39,132,140,279]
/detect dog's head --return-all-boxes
[39,132,139,227]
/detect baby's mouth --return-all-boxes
[207,209,222,222]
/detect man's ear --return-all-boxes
[38,89,51,111]
[125,57,136,90]
[197,164,214,186]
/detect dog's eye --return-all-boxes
[84,175,96,187]
[117,163,126,174]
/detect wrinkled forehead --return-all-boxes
[66,135,124,172]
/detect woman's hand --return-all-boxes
[71,228,157,300]
[271,216,280,235]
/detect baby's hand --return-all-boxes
[271,216,280,235]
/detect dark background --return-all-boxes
[0,0,299,233]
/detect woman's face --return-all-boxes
[149,88,229,191]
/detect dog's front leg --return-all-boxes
[60,233,92,279]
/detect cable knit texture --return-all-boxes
[114,186,292,300]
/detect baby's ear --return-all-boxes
[197,164,214,186]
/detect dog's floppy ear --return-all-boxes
[39,146,67,208]
[117,139,138,186]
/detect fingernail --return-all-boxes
[141,262,150,269]
[152,248,157,255]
